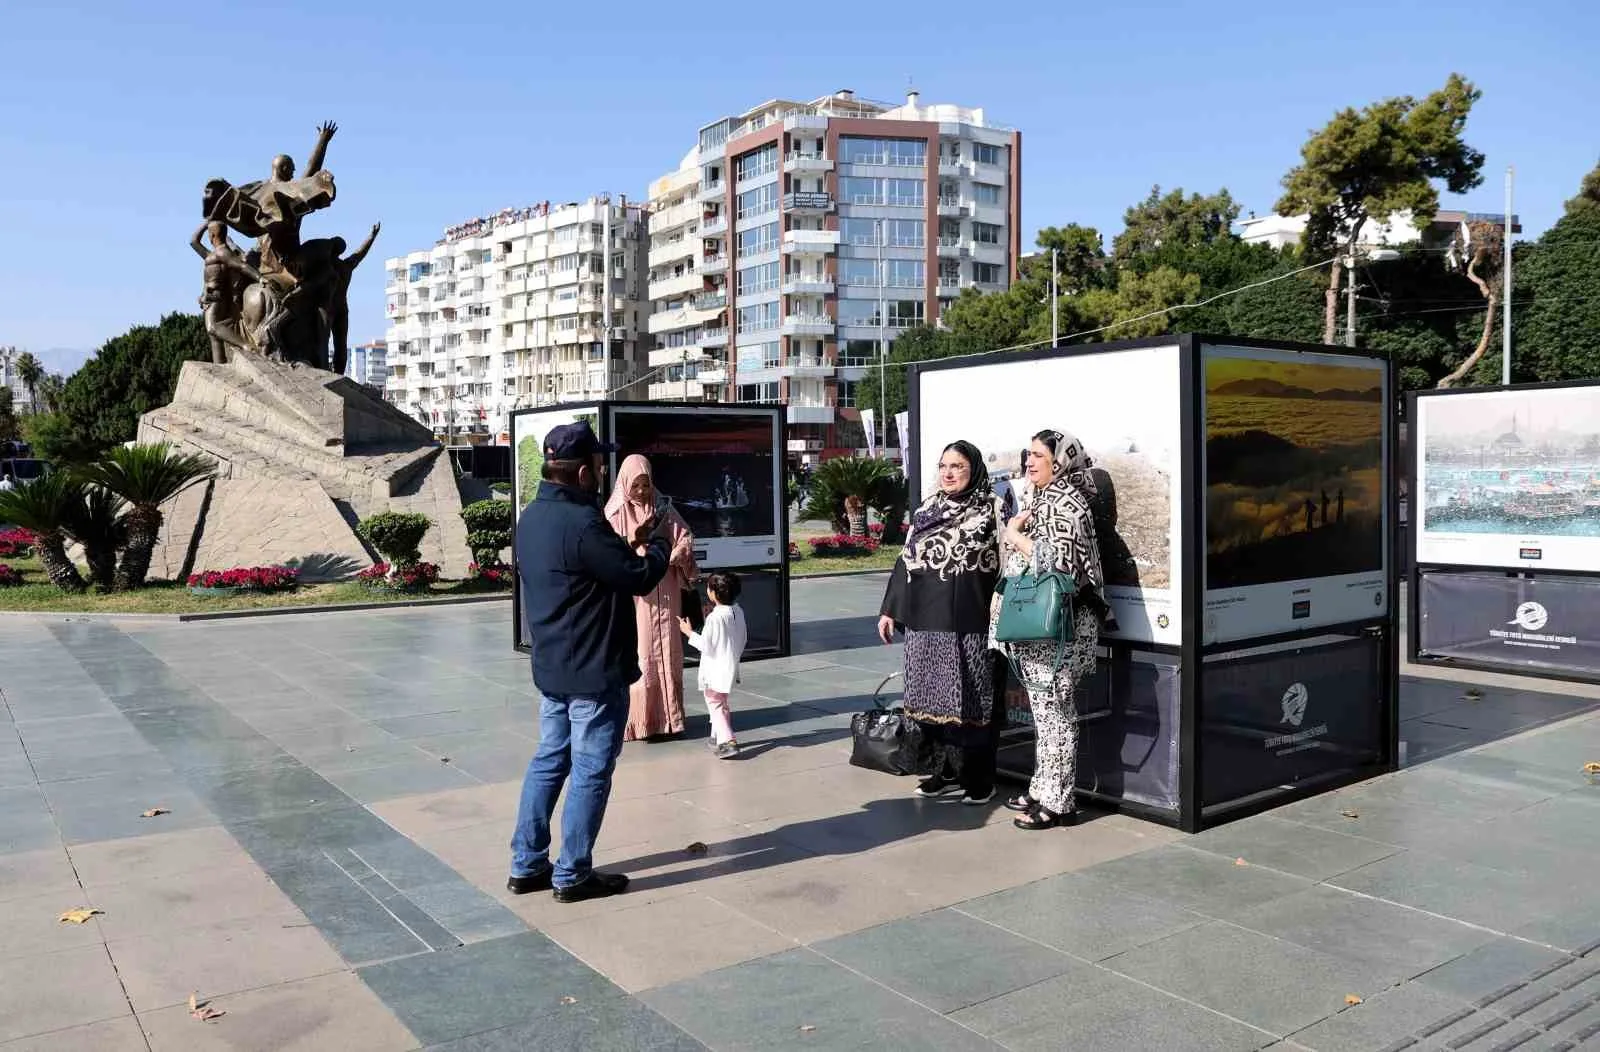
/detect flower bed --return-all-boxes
[0,564,24,588]
[0,528,36,559]
[808,534,881,558]
[787,541,803,561]
[186,565,300,596]
[357,561,441,593]
[468,562,514,588]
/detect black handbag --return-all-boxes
[848,673,929,776]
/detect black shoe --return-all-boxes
[553,871,630,903]
[506,869,553,895]
[913,774,962,798]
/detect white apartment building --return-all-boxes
[645,89,1021,453]
[346,340,388,391]
[382,197,649,444]
[1240,209,1520,251]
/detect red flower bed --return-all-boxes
[808,534,881,557]
[0,528,36,559]
[0,564,24,588]
[469,561,514,587]
[357,561,441,590]
[186,565,300,592]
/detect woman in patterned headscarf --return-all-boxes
[991,429,1109,829]
[877,440,1005,805]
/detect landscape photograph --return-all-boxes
[513,409,597,510]
[1204,353,1386,590]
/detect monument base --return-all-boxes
[138,354,470,581]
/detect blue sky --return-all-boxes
[2,0,1596,369]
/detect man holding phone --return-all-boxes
[508,421,670,903]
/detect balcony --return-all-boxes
[783,113,829,133]
[648,239,694,268]
[781,357,834,378]
[648,270,703,301]
[781,314,834,338]
[649,379,712,401]
[781,229,841,256]
[938,157,969,177]
[649,345,703,368]
[936,237,968,258]
[701,327,729,347]
[787,405,834,425]
[696,180,725,203]
[702,254,729,276]
[694,291,727,312]
[782,275,835,296]
[701,214,728,238]
[937,278,962,295]
[937,196,969,218]
[784,151,833,174]
[782,191,834,215]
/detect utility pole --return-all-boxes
[877,218,887,455]
[1503,166,1514,386]
[1345,254,1358,348]
[1050,247,1059,345]
[681,345,690,401]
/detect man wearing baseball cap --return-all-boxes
[508,420,670,902]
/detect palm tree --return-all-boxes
[82,443,214,590]
[801,456,898,537]
[64,485,127,592]
[14,352,43,415]
[0,472,88,592]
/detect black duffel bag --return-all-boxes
[848,673,929,776]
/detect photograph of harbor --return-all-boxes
[1417,385,1600,571]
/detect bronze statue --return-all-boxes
[197,121,377,369]
[189,220,261,364]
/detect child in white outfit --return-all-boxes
[679,572,748,758]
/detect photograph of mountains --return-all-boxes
[1205,355,1385,590]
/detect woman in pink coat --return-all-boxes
[606,455,699,741]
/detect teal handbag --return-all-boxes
[994,539,1078,677]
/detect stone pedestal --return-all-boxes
[138,355,471,581]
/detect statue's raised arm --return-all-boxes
[306,120,337,178]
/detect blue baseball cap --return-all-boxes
[543,420,616,461]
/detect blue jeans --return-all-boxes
[510,687,628,888]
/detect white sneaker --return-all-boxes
[961,789,996,806]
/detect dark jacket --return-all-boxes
[516,480,670,697]
[880,556,998,635]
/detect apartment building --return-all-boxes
[645,89,1021,453]
[345,340,388,391]
[382,197,649,444]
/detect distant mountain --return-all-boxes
[1212,378,1382,402]
[33,347,94,378]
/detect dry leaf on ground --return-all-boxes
[1340,809,1360,819]
[189,992,225,1022]
[1234,858,1247,866]
[140,807,170,818]
[1464,688,1483,700]
[799,1025,817,1033]
[560,996,578,1005]
[1344,995,1363,1006]
[440,757,451,763]
[1584,762,1600,774]
[58,907,103,924]
[685,842,708,855]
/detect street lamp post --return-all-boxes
[877,219,887,455]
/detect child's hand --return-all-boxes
[678,617,691,636]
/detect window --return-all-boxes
[840,258,878,286]
[887,219,925,248]
[841,217,879,246]
[552,225,578,242]
[737,341,780,370]
[737,301,778,333]
[974,262,1003,284]
[662,326,702,349]
[737,261,779,296]
[838,137,926,167]
[974,183,1002,205]
[735,144,778,182]
[973,222,1002,245]
[887,179,924,207]
[737,382,779,403]
[838,299,879,327]
[736,222,779,258]
[886,299,925,328]
[885,260,925,287]
[736,183,777,220]
[838,380,859,408]
[408,262,431,281]
[974,143,1002,166]
[839,177,882,206]
[551,253,579,272]
[840,339,875,366]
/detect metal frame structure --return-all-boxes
[911,334,1399,832]
[508,400,791,660]
[1407,379,1600,686]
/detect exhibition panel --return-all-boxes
[912,335,1397,831]
[509,401,791,658]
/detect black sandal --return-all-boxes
[1003,794,1037,813]
[1013,806,1078,831]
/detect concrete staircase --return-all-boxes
[139,357,471,581]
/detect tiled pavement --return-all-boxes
[4,574,1600,1050]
